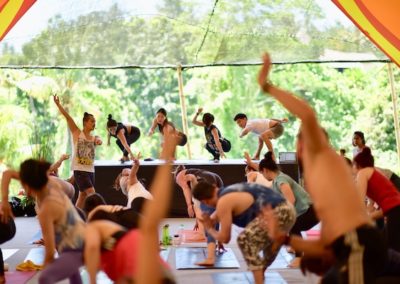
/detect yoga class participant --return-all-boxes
[54,95,102,209]
[258,52,386,283]
[107,114,141,163]
[192,108,231,161]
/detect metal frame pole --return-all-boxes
[387,62,400,169]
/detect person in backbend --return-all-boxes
[258,52,386,283]
[54,95,102,209]
[148,108,187,151]
[192,108,231,161]
[106,114,141,163]
[353,147,400,253]
[174,165,225,266]
[259,151,319,268]
[193,181,295,284]
[113,156,153,211]
[85,132,178,284]
[234,113,288,160]
[1,159,85,284]
[352,131,367,158]
[244,151,272,188]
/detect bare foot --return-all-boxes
[195,258,215,266]
[288,257,301,268]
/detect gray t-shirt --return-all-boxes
[273,171,311,216]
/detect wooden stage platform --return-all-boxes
[94,159,300,217]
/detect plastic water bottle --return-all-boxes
[179,224,185,244]
[162,224,170,246]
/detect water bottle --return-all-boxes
[179,224,185,244]
[162,224,170,246]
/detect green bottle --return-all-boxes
[162,224,170,245]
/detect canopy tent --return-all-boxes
[0,0,36,41]
[333,0,400,68]
[0,0,391,69]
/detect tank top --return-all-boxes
[42,189,85,252]
[185,168,224,188]
[218,183,285,228]
[367,170,400,214]
[204,125,221,146]
[72,131,96,172]
[110,123,128,139]
[251,172,273,188]
[272,171,311,216]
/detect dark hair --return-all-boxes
[202,113,214,127]
[157,108,167,116]
[83,112,94,124]
[233,113,247,121]
[83,193,106,214]
[19,159,51,190]
[353,131,366,146]
[173,165,186,180]
[259,151,279,172]
[107,114,117,128]
[353,147,374,168]
[192,181,216,201]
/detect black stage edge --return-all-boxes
[94,159,300,217]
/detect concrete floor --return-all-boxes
[2,217,320,284]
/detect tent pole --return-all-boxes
[177,64,192,159]
[387,62,400,169]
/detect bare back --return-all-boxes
[302,146,370,244]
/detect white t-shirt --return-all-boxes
[120,177,153,208]
[247,172,273,188]
[246,119,271,135]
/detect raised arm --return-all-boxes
[49,154,70,174]
[128,156,141,186]
[258,53,326,157]
[53,95,80,137]
[148,118,158,136]
[244,151,259,170]
[84,224,101,284]
[137,133,177,284]
[0,170,19,223]
[192,108,205,127]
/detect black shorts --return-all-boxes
[73,171,95,192]
[322,225,386,284]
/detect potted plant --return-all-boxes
[20,195,37,217]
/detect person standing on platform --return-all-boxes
[192,108,231,162]
[193,181,295,284]
[258,52,387,283]
[148,108,187,149]
[54,95,102,209]
[174,165,225,266]
[234,113,287,160]
[106,114,141,163]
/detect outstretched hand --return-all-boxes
[258,53,272,92]
[244,151,252,164]
[53,94,60,105]
[197,108,203,114]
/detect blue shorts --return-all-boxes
[73,171,95,192]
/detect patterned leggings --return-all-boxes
[237,202,295,271]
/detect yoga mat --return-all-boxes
[5,271,36,284]
[28,231,42,244]
[305,229,320,240]
[2,249,18,260]
[160,247,170,262]
[24,247,46,265]
[212,271,286,284]
[181,229,206,243]
[175,247,239,269]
